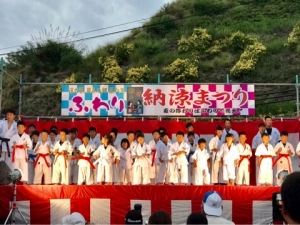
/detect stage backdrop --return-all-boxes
[23,119,300,184]
[61,84,255,116]
[0,185,280,224]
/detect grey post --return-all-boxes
[296,75,299,117]
[19,74,23,116]
[0,57,4,114]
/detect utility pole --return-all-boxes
[0,57,4,114]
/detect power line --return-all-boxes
[0,12,201,56]
[0,8,191,52]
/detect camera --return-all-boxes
[7,169,22,183]
[272,192,285,223]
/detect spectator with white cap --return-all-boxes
[62,212,86,225]
[202,190,234,224]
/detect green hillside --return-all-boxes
[3,0,300,116]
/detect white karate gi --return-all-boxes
[265,127,280,147]
[209,136,224,184]
[132,143,151,185]
[112,139,121,184]
[89,137,101,184]
[220,129,239,144]
[0,121,17,171]
[187,141,198,184]
[9,133,32,182]
[119,148,133,184]
[274,142,295,185]
[33,141,52,184]
[255,143,276,185]
[77,144,94,185]
[52,140,73,185]
[148,139,162,182]
[93,144,119,183]
[69,138,82,184]
[157,141,174,184]
[172,141,190,184]
[296,142,300,167]
[191,148,210,185]
[217,143,239,181]
[236,143,252,185]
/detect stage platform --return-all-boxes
[0,185,279,224]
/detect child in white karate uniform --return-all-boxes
[52,129,73,185]
[77,133,94,185]
[10,121,32,184]
[132,133,151,185]
[217,133,239,186]
[119,138,133,185]
[33,129,52,184]
[255,133,276,186]
[69,128,82,184]
[157,132,174,185]
[89,126,101,184]
[192,138,210,185]
[236,132,252,186]
[186,132,198,185]
[148,130,162,185]
[27,130,39,184]
[93,134,119,185]
[172,131,190,185]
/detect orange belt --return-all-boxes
[12,145,27,163]
[273,153,291,172]
[151,149,156,167]
[34,153,50,168]
[54,152,68,168]
[238,155,250,172]
[71,155,96,169]
[260,155,274,169]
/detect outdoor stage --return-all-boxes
[0,185,279,224]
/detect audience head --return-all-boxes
[125,209,143,224]
[148,210,172,224]
[202,191,223,216]
[61,212,85,225]
[187,212,208,224]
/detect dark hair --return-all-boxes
[216,125,222,130]
[127,130,134,136]
[135,130,142,136]
[102,134,113,146]
[186,212,208,224]
[224,118,231,123]
[28,124,36,129]
[198,138,206,144]
[69,128,76,134]
[258,123,265,127]
[187,132,195,137]
[186,122,194,129]
[17,121,26,127]
[50,125,58,131]
[89,126,96,132]
[281,172,300,223]
[5,108,16,115]
[41,129,49,134]
[239,131,246,136]
[225,133,234,138]
[152,130,159,135]
[111,127,118,135]
[158,127,166,133]
[160,132,168,138]
[60,128,69,135]
[261,133,269,138]
[121,138,130,149]
[280,131,288,136]
[265,115,272,120]
[148,210,172,225]
[176,131,184,136]
[49,129,58,135]
[82,133,90,139]
[136,133,145,139]
[31,130,40,137]
[72,127,78,133]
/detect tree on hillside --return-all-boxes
[99,56,122,83]
[126,65,150,83]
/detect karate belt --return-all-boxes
[71,155,96,169]
[187,150,194,163]
[28,154,38,162]
[12,145,27,163]
[260,155,274,169]
[273,153,291,172]
[151,149,156,167]
[54,152,68,168]
[0,137,10,157]
[237,155,250,172]
[34,153,50,168]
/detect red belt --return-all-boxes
[12,145,27,163]
[260,155,274,169]
[238,155,250,172]
[54,152,68,168]
[34,153,50,168]
[273,153,291,172]
[151,149,156,167]
[72,155,96,169]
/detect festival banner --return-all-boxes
[61,84,255,116]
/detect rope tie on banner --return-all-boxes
[193,117,195,123]
[211,118,213,122]
[124,117,126,121]
[55,118,57,122]
[159,117,161,121]
[106,117,109,121]
[176,118,179,122]
[142,117,144,121]
[281,117,283,122]
[246,117,248,122]
[72,118,74,122]
[89,117,92,122]
[37,117,39,121]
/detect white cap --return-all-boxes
[202,191,222,216]
[62,212,85,225]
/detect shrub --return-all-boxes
[126,65,150,83]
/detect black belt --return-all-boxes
[0,137,10,157]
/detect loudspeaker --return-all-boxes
[0,160,12,185]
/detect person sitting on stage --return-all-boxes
[10,121,32,184]
[52,128,73,185]
[236,132,252,186]
[77,133,94,185]
[255,133,276,186]
[27,130,39,184]
[273,131,295,185]
[281,171,300,224]
[119,138,133,185]
[186,212,208,224]
[33,129,51,185]
[191,138,210,185]
[217,133,239,186]
[202,191,234,224]
[132,133,151,185]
